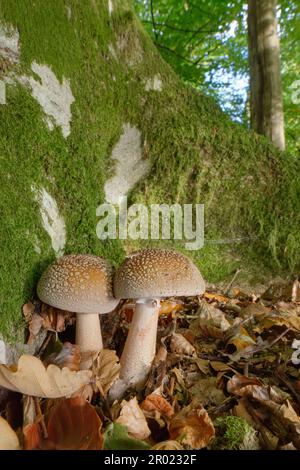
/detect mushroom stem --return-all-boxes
[76,313,103,370]
[109,299,160,401]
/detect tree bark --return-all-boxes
[247,0,285,150]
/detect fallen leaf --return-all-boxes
[159,300,182,316]
[261,280,300,302]
[204,292,229,303]
[141,393,174,418]
[255,310,300,333]
[0,416,20,450]
[226,325,256,353]
[227,375,286,403]
[210,361,237,373]
[22,302,35,323]
[104,422,150,450]
[170,333,196,356]
[0,354,91,398]
[23,423,41,450]
[45,397,103,450]
[151,440,183,450]
[190,300,231,339]
[169,400,215,449]
[116,397,151,440]
[44,342,81,371]
[92,349,120,396]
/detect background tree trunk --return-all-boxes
[247,0,285,150]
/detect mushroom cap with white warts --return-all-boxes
[37,254,119,314]
[114,249,205,299]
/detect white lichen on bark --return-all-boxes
[21,62,75,138]
[31,185,66,257]
[0,23,19,63]
[104,123,150,204]
[145,75,162,91]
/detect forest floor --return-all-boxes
[0,278,300,450]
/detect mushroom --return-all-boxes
[37,254,119,369]
[109,249,205,400]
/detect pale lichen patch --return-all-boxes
[145,75,163,92]
[23,62,75,138]
[31,185,66,257]
[108,0,113,16]
[0,23,19,63]
[104,123,150,204]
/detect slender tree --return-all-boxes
[248,0,285,150]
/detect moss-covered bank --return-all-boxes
[0,0,299,342]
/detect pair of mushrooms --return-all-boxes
[37,249,205,400]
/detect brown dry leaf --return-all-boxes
[92,349,120,396]
[141,393,174,418]
[227,375,288,403]
[227,374,262,395]
[23,423,41,450]
[239,303,270,319]
[255,399,300,449]
[116,397,151,440]
[40,304,74,332]
[45,396,103,450]
[255,310,300,333]
[22,302,35,322]
[190,300,231,339]
[0,416,20,450]
[170,333,196,356]
[189,377,226,406]
[204,292,229,303]
[151,440,184,450]
[44,342,81,371]
[194,358,210,375]
[209,361,237,373]
[28,314,44,344]
[0,354,91,398]
[159,300,182,316]
[261,280,300,302]
[169,400,215,449]
[226,325,256,353]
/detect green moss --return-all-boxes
[0,0,299,342]
[211,416,260,450]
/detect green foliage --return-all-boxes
[103,423,150,450]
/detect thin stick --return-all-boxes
[33,397,48,439]
[224,269,242,295]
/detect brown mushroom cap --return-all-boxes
[114,249,205,299]
[37,254,119,314]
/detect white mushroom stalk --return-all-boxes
[109,248,205,401]
[75,313,103,370]
[121,299,160,383]
[37,255,119,370]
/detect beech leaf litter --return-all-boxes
[0,280,300,450]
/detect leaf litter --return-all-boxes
[0,279,299,450]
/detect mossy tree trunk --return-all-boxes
[0,0,299,344]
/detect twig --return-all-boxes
[275,372,300,408]
[224,268,242,295]
[150,0,158,41]
[33,397,48,439]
